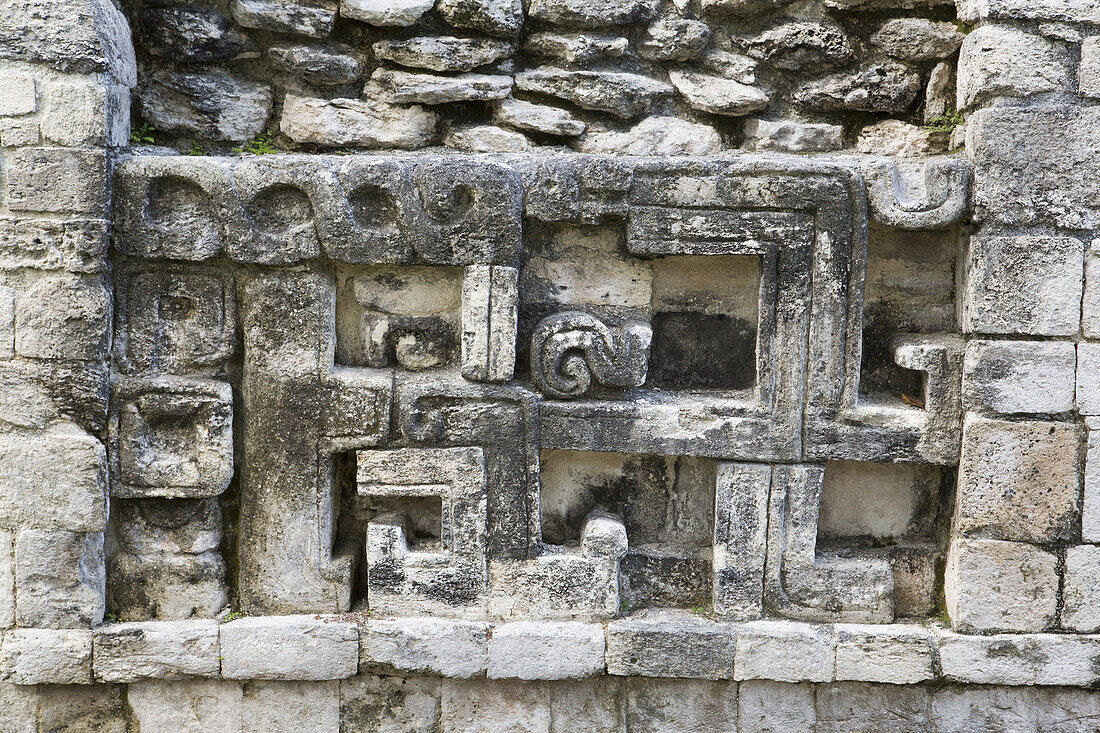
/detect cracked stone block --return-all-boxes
[15,529,104,628]
[109,377,234,499]
[242,680,340,733]
[962,340,1076,414]
[487,622,604,680]
[340,675,441,733]
[361,618,488,679]
[221,615,358,680]
[955,415,1082,544]
[461,265,518,383]
[945,538,1058,633]
[127,679,243,733]
[14,274,110,360]
[93,620,220,682]
[1,628,92,685]
[625,678,737,733]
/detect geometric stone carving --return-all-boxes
[713,462,769,620]
[108,376,233,499]
[358,447,489,619]
[864,158,969,230]
[461,265,518,384]
[529,311,651,398]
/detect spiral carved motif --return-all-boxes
[530,311,653,399]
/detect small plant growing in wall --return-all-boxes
[922,112,964,135]
[129,122,156,145]
[233,130,279,156]
[186,141,208,156]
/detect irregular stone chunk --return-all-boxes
[924,61,955,123]
[128,679,243,733]
[795,62,921,113]
[743,118,842,152]
[962,340,1076,414]
[221,615,359,680]
[341,675,441,733]
[637,18,710,62]
[515,69,672,118]
[1,629,91,685]
[371,69,513,104]
[487,622,605,680]
[962,235,1083,336]
[957,25,1069,109]
[528,0,657,26]
[342,0,434,26]
[231,0,335,38]
[523,32,629,64]
[699,0,796,15]
[361,618,489,678]
[668,70,769,116]
[437,0,524,37]
[701,49,757,83]
[742,21,854,71]
[494,98,585,136]
[606,611,736,680]
[93,620,220,682]
[945,538,1058,633]
[140,7,254,62]
[816,682,932,733]
[138,70,273,141]
[574,117,721,155]
[445,124,533,152]
[855,119,947,157]
[374,36,512,72]
[267,44,362,85]
[280,94,436,148]
[870,18,964,61]
[625,678,738,732]
[242,680,340,733]
[15,529,104,628]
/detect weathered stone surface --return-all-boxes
[487,622,604,679]
[371,69,512,104]
[267,44,362,85]
[637,18,710,62]
[870,18,963,61]
[1085,420,1100,544]
[437,0,523,37]
[1082,36,1100,98]
[231,0,334,37]
[514,69,673,118]
[93,620,219,682]
[625,678,738,732]
[128,679,243,733]
[963,340,1076,414]
[924,61,955,123]
[1,629,91,685]
[445,124,532,152]
[795,62,921,113]
[443,679,550,733]
[0,682,36,733]
[668,70,769,116]
[962,235,1084,336]
[522,33,628,64]
[742,21,854,71]
[738,680,814,733]
[1063,545,1100,633]
[945,539,1058,633]
[743,118,842,152]
[528,0,657,26]
[494,98,584,136]
[361,619,489,678]
[0,75,36,116]
[40,80,128,148]
[735,620,835,683]
[956,415,1081,543]
[342,0,434,26]
[938,631,1100,686]
[0,118,40,147]
[374,36,512,73]
[280,94,436,148]
[957,25,1070,109]
[0,432,105,531]
[37,684,127,733]
[341,675,441,733]
[221,615,358,680]
[834,625,933,684]
[140,6,253,62]
[607,612,735,679]
[932,685,1100,733]
[6,148,106,215]
[699,0,796,15]
[855,120,946,157]
[242,680,340,733]
[574,117,721,155]
[816,682,932,733]
[15,529,103,628]
[138,70,272,141]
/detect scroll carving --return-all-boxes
[530,312,652,399]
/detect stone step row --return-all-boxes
[4,612,1099,688]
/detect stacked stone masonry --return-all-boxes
[4,0,1100,728]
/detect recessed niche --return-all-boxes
[335,265,460,370]
[539,449,715,609]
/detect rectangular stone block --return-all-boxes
[128,679,243,733]
[36,684,127,733]
[1078,343,1100,415]
[340,675,441,733]
[625,678,737,733]
[0,432,106,531]
[14,274,110,360]
[815,682,932,733]
[0,531,13,629]
[962,235,1083,336]
[1062,545,1100,633]
[956,414,1082,544]
[487,622,604,680]
[1086,239,1100,339]
[442,679,550,733]
[15,529,104,628]
[1085,418,1100,543]
[945,538,1058,633]
[1082,37,1100,98]
[0,285,12,359]
[957,26,1070,110]
[734,620,835,683]
[93,620,220,682]
[0,118,39,147]
[548,678,624,733]
[40,80,128,147]
[606,612,736,680]
[834,624,934,684]
[738,680,815,733]
[713,461,768,620]
[361,618,488,679]
[231,0,335,38]
[6,148,106,214]
[461,265,518,383]
[1,628,91,684]
[0,75,35,116]
[242,680,340,733]
[938,630,1100,686]
[957,0,1100,23]
[962,340,1076,414]
[221,615,358,680]
[0,217,107,272]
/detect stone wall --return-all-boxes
[3,0,1100,730]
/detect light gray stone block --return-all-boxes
[221,615,358,680]
[343,0,434,26]
[0,432,106,531]
[606,612,736,680]
[36,684,127,733]
[624,678,736,733]
[957,25,1070,109]
[6,148,106,215]
[1,628,92,685]
[816,682,932,733]
[938,630,1100,686]
[834,624,934,684]
[957,0,1100,23]
[1078,343,1100,415]
[945,539,1058,633]
[962,340,1076,414]
[127,679,243,733]
[242,680,340,733]
[487,622,604,680]
[461,265,518,383]
[15,529,103,628]
[442,679,550,733]
[1081,37,1100,98]
[548,678,624,733]
[0,75,35,116]
[40,80,128,147]
[1085,418,1100,543]
[340,675,441,733]
[93,620,220,682]
[231,0,334,37]
[738,680,814,733]
[361,618,489,679]
[1063,545,1100,633]
[14,274,109,360]
[734,620,835,683]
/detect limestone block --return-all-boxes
[573,117,722,156]
[548,678,623,733]
[1,629,92,685]
[6,148,106,214]
[107,542,227,622]
[494,99,584,137]
[370,69,513,105]
[0,531,13,629]
[242,681,340,733]
[343,0,434,26]
[0,682,36,733]
[127,679,243,733]
[815,682,932,733]
[962,235,1083,336]
[0,118,39,147]
[855,120,947,157]
[0,75,35,116]
[436,0,523,37]
[361,618,489,678]
[283,94,436,149]
[441,679,550,733]
[668,71,768,116]
[794,62,921,113]
[487,622,604,680]
[523,33,629,64]
[933,685,1100,732]
[945,539,1058,633]
[36,683,127,733]
[967,107,1100,229]
[957,26,1069,109]
[109,378,234,499]
[231,0,334,37]
[637,18,709,62]
[374,36,512,72]
[139,69,273,142]
[1082,37,1100,98]
[833,624,934,684]
[93,620,220,682]
[461,265,518,383]
[1086,240,1100,338]
[957,0,1100,23]
[1063,545,1100,632]
[606,611,736,680]
[14,274,109,360]
[713,462,768,620]
[0,285,12,360]
[739,20,853,71]
[870,18,963,61]
[528,0,656,26]
[734,620,835,683]
[444,124,531,153]
[514,69,672,119]
[340,675,441,733]
[15,529,104,628]
[267,44,361,85]
[221,615,358,680]
[938,630,1100,686]
[41,81,128,147]
[738,680,815,733]
[955,415,1081,543]
[962,340,1076,414]
[0,432,106,531]
[1086,419,1100,543]
[0,217,107,273]
[140,6,254,62]
[624,678,737,733]
[1078,343,1100,415]
[863,160,969,230]
[743,118,843,152]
